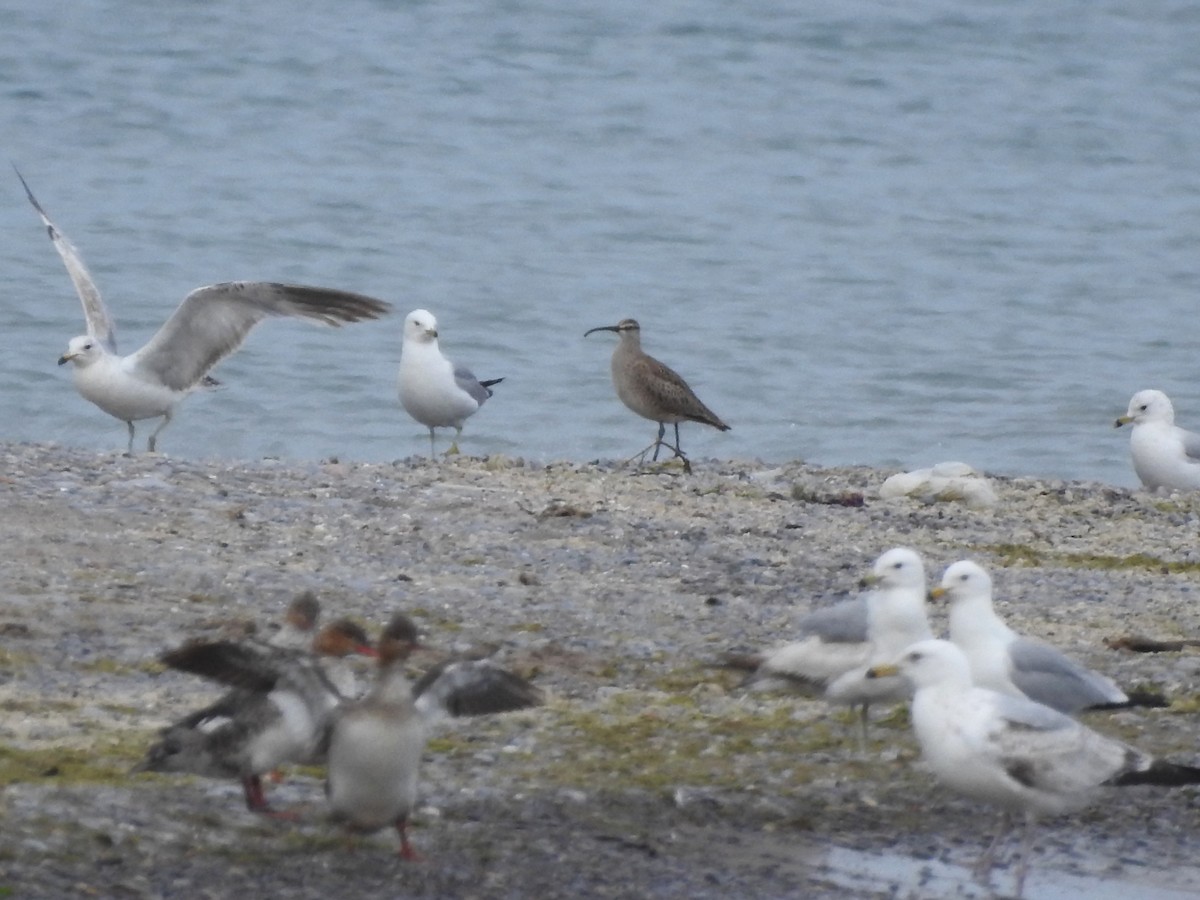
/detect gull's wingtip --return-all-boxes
[11,164,55,230]
[12,163,38,205]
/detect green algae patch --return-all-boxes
[533,696,851,794]
[987,544,1200,574]
[0,647,34,672]
[0,731,151,787]
[1166,692,1200,715]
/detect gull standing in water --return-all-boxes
[16,168,391,453]
[584,318,729,474]
[868,639,1200,898]
[1115,389,1200,492]
[397,308,502,456]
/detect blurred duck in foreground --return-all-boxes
[136,617,374,816]
[323,613,543,858]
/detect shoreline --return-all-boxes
[2,443,1199,898]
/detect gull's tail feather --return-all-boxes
[1110,758,1200,787]
[1088,687,1170,711]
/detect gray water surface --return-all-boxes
[4,0,1200,485]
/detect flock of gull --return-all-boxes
[17,172,1200,894]
[731,549,1200,897]
[19,168,1200,492]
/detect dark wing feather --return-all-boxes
[453,364,497,406]
[414,659,542,719]
[160,640,288,692]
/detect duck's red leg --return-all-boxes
[242,774,269,811]
[395,818,422,860]
[242,774,300,820]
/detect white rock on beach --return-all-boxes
[879,461,998,509]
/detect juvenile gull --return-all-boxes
[1115,389,1200,492]
[397,308,502,456]
[741,547,932,748]
[584,318,729,474]
[934,560,1131,712]
[16,168,391,453]
[868,639,1200,898]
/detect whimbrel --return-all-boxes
[584,318,729,473]
[16,167,391,453]
[398,309,502,456]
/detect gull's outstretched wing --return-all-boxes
[15,167,117,352]
[131,281,391,391]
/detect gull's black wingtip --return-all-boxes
[11,164,54,230]
[12,163,36,204]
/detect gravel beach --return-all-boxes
[2,443,1200,899]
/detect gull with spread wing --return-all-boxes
[17,168,391,452]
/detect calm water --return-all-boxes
[3,0,1200,487]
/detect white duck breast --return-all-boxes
[323,612,542,857]
[326,686,425,833]
[137,620,374,814]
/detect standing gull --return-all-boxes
[868,639,1200,898]
[584,318,729,473]
[739,547,932,749]
[1115,389,1200,492]
[397,309,502,456]
[934,561,1136,713]
[16,168,391,453]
